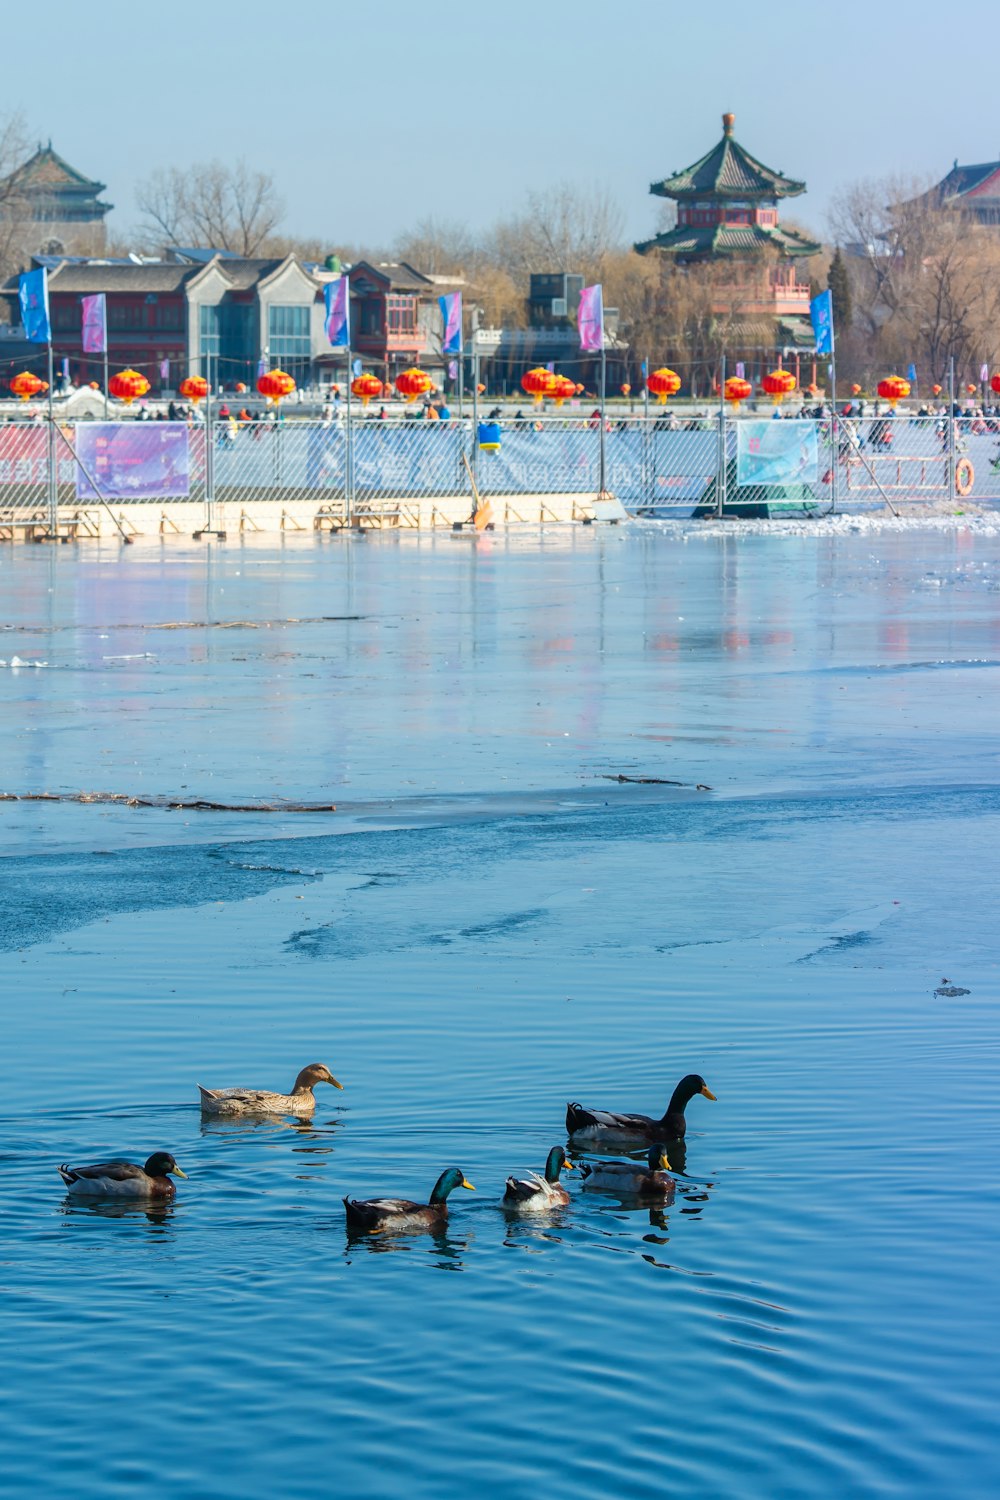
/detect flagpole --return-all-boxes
[471,345,479,495]
[599,338,607,496]
[47,339,56,535]
[345,341,353,528]
[103,345,109,421]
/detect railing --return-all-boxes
[0,412,996,536]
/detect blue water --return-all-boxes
[1,527,998,1498]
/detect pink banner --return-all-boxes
[578,284,604,352]
[81,293,106,354]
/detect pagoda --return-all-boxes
[5,143,112,254]
[636,112,820,261]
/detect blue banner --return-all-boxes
[19,267,50,344]
[439,292,462,354]
[736,420,819,487]
[810,290,833,356]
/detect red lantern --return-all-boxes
[932,384,942,396]
[647,368,681,405]
[549,374,577,407]
[89,381,100,390]
[724,376,752,407]
[351,373,384,407]
[109,369,151,405]
[521,367,557,406]
[966,383,977,395]
[476,383,486,395]
[877,376,910,408]
[851,383,862,396]
[574,383,585,395]
[38,381,49,394]
[394,367,432,403]
[620,382,631,397]
[236,381,248,394]
[9,371,43,400]
[762,369,797,404]
[990,374,1000,396]
[256,369,296,404]
[179,376,209,406]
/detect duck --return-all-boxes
[343,1167,475,1234]
[566,1073,716,1144]
[580,1144,674,1196]
[503,1146,574,1211]
[58,1152,187,1200]
[197,1063,343,1117]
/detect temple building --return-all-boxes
[5,144,112,256]
[636,112,821,355]
[908,159,1000,226]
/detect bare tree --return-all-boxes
[393,216,477,277]
[0,113,40,289]
[485,183,625,280]
[136,160,284,256]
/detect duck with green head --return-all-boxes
[566,1073,716,1145]
[58,1152,187,1200]
[503,1146,575,1211]
[580,1144,674,1197]
[343,1167,475,1234]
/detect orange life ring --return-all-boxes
[955,457,974,496]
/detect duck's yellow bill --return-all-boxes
[461,1179,476,1191]
[564,1160,577,1171]
[172,1166,188,1178]
[701,1086,717,1101]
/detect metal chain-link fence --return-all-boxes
[0,410,995,536]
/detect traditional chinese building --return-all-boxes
[636,112,821,356]
[6,144,113,255]
[908,158,1000,226]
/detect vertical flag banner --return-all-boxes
[160,358,170,381]
[81,293,107,354]
[735,361,745,379]
[907,362,917,385]
[810,290,834,355]
[19,267,50,344]
[447,359,458,380]
[439,292,463,354]
[578,284,604,351]
[324,277,350,347]
[257,353,268,378]
[980,362,989,383]
[61,356,70,381]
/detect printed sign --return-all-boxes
[75,423,191,500]
[736,420,818,487]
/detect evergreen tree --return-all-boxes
[827,247,852,335]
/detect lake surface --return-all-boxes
[1,526,998,1498]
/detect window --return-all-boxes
[200,304,221,357]
[267,304,311,385]
[109,301,141,330]
[156,301,182,329]
[387,295,417,334]
[360,299,382,335]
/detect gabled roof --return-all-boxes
[39,262,198,293]
[932,160,1000,205]
[636,220,820,259]
[349,260,434,291]
[651,113,806,202]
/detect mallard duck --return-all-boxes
[58,1152,187,1200]
[580,1144,673,1195]
[503,1146,574,1210]
[566,1073,716,1143]
[198,1063,343,1117]
[343,1167,475,1234]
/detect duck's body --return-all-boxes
[198,1063,342,1117]
[58,1152,187,1200]
[566,1074,715,1144]
[580,1144,674,1197]
[344,1167,475,1235]
[503,1146,574,1211]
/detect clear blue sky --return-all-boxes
[26,0,1000,250]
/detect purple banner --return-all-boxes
[75,423,191,501]
[578,283,604,352]
[439,292,462,354]
[81,293,106,354]
[324,277,350,347]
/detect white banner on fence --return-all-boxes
[736,420,819,488]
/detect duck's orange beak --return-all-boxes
[461,1179,476,1191]
[701,1086,717,1101]
[563,1160,576,1171]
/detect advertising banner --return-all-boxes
[736,420,819,487]
[75,423,191,501]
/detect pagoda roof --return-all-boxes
[913,159,1000,209]
[635,220,820,260]
[12,143,107,196]
[650,114,806,202]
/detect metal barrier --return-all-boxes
[0,410,995,537]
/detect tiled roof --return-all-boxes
[636,220,820,259]
[651,117,806,202]
[15,263,199,294]
[12,145,106,193]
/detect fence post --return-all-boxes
[830,410,838,514]
[717,354,727,517]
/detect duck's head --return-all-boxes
[544,1146,574,1184]
[295,1063,344,1092]
[144,1152,187,1179]
[647,1144,671,1172]
[674,1074,717,1105]
[429,1167,476,1204]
